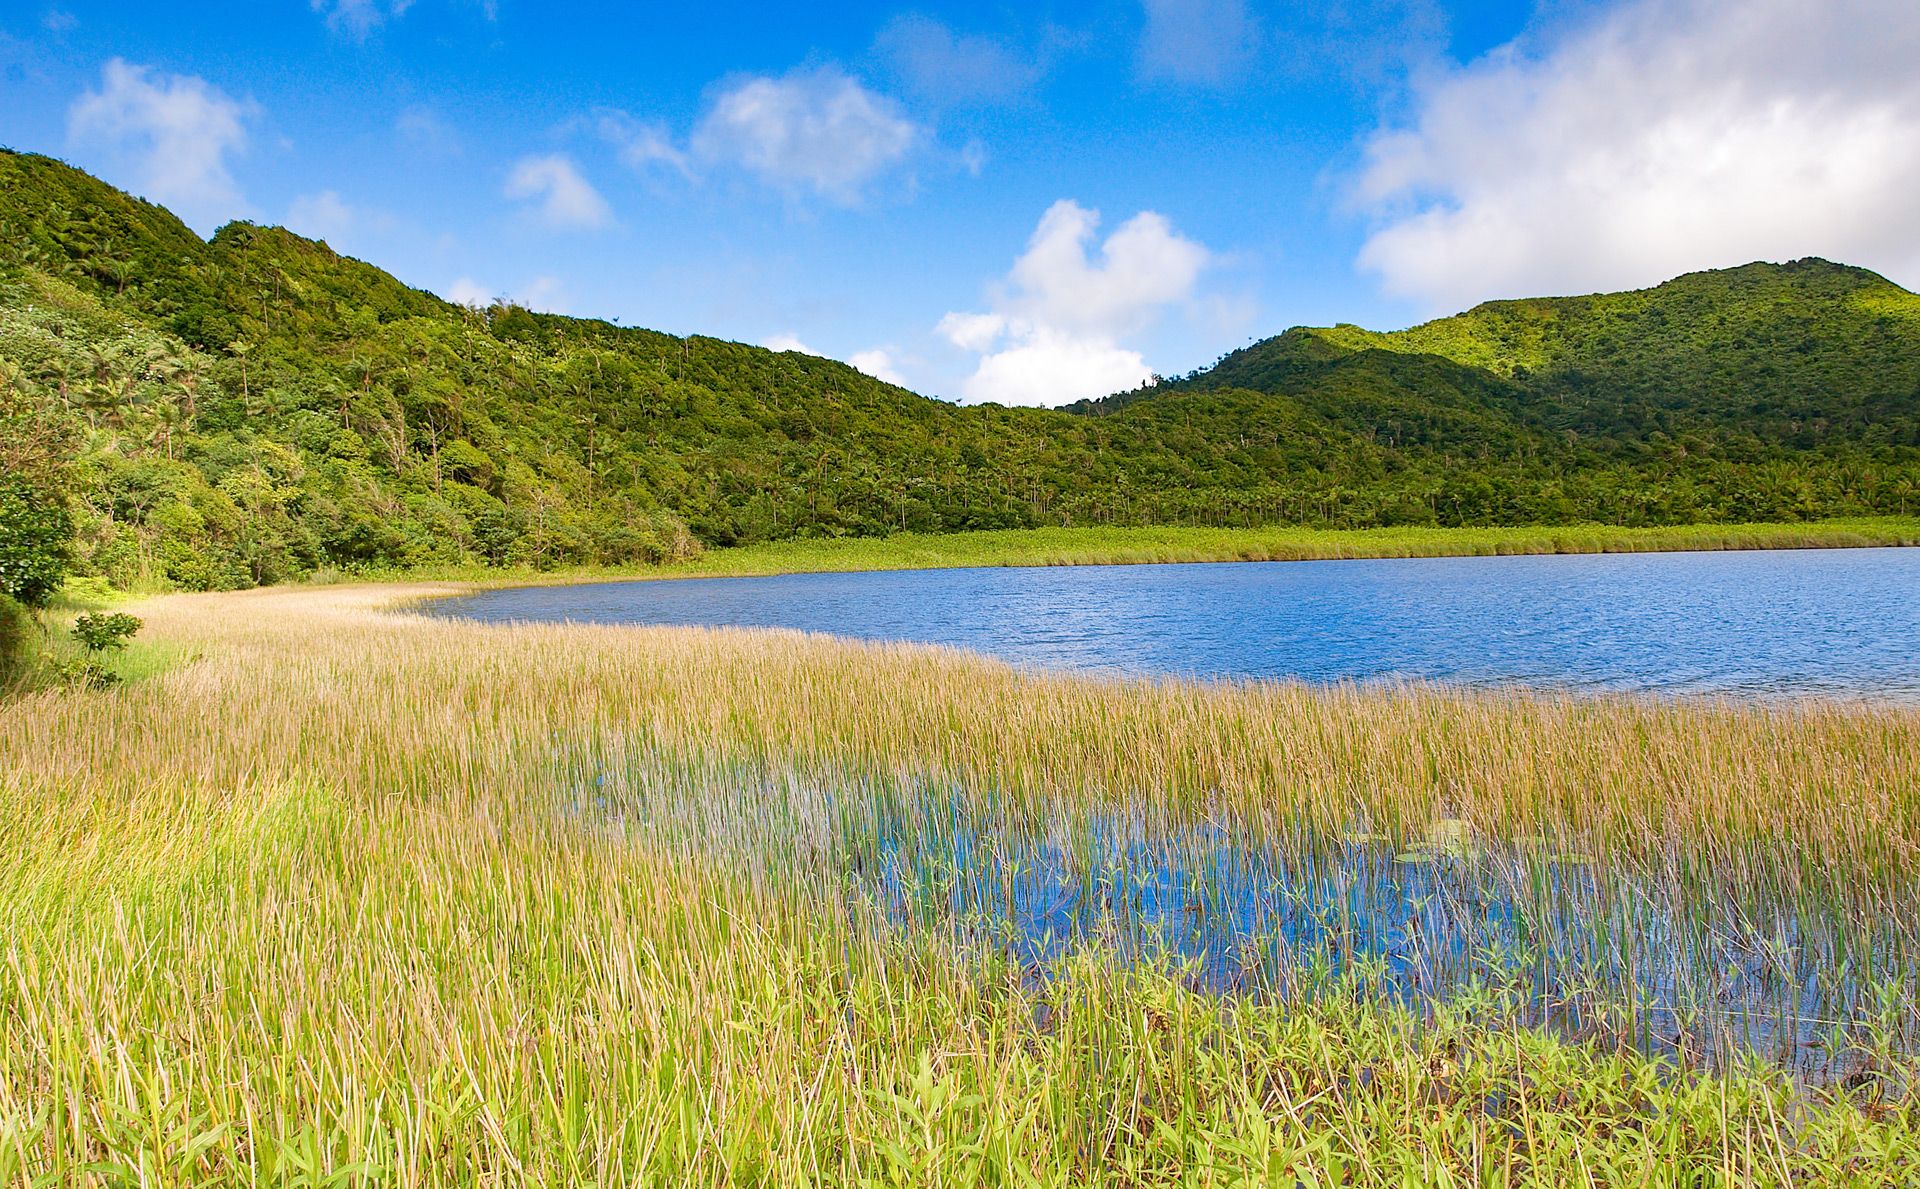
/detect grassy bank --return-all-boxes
[682,517,1920,578]
[3,586,1919,1184]
[356,516,1920,588]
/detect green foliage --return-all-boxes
[70,610,141,653]
[0,592,32,689]
[0,479,72,607]
[49,609,144,688]
[2,148,1919,594]
[1184,259,1920,451]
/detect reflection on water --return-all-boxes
[563,746,1918,1086]
[435,547,1920,701]
[842,786,1904,1084]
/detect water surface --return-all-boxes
[434,546,1920,701]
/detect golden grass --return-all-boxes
[3,584,1918,1184]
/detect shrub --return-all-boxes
[0,479,72,607]
[71,611,142,653]
[59,610,142,690]
[0,593,34,689]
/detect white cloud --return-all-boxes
[595,110,693,178]
[442,275,567,312]
[934,311,1006,354]
[1355,0,1920,312]
[312,0,416,37]
[67,58,254,234]
[874,15,1039,106]
[1138,0,1259,87]
[959,138,988,177]
[445,277,492,308]
[849,348,907,385]
[504,153,612,230]
[761,333,821,355]
[966,329,1155,408]
[286,191,355,243]
[396,106,459,155]
[763,337,909,385]
[940,199,1209,406]
[518,276,568,314]
[692,67,921,202]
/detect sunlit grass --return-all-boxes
[2,584,1918,1184]
[362,516,1920,586]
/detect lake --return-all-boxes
[431,545,1920,701]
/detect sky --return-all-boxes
[3,0,1918,406]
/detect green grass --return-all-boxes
[3,581,194,693]
[45,575,136,612]
[675,517,1920,577]
[348,516,1920,589]
[2,586,1918,1184]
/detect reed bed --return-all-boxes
[372,517,1920,586]
[2,584,1918,1185]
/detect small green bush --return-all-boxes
[71,611,142,653]
[54,610,143,689]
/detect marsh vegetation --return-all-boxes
[3,586,1917,1183]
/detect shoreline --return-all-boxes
[323,516,1920,592]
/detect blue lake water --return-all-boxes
[432,546,1920,701]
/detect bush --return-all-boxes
[58,610,142,689]
[0,592,34,689]
[71,611,142,653]
[0,479,72,607]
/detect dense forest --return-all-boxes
[2,149,1917,592]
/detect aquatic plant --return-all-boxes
[1,584,1917,1183]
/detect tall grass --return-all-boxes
[2,585,1918,1184]
[370,516,1920,586]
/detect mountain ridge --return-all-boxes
[2,149,1915,590]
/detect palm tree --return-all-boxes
[229,339,254,415]
[147,395,184,459]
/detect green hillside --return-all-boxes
[2,149,1917,592]
[1163,260,1920,449]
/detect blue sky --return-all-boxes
[3,1,1917,404]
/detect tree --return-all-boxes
[0,480,72,607]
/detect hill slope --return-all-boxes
[1,150,1916,590]
[1160,261,1920,449]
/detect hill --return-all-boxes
[1140,260,1920,449]
[1,149,1916,590]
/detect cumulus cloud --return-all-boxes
[311,0,416,37]
[442,275,567,312]
[940,199,1209,406]
[286,190,355,242]
[873,15,1040,106]
[287,190,396,253]
[504,153,612,230]
[445,277,492,308]
[761,333,822,356]
[693,67,921,202]
[849,348,907,385]
[1138,0,1260,87]
[595,109,693,178]
[67,59,254,234]
[1355,0,1920,312]
[517,275,568,313]
[763,337,909,385]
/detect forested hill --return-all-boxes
[2,149,1917,592]
[1114,259,1920,450]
